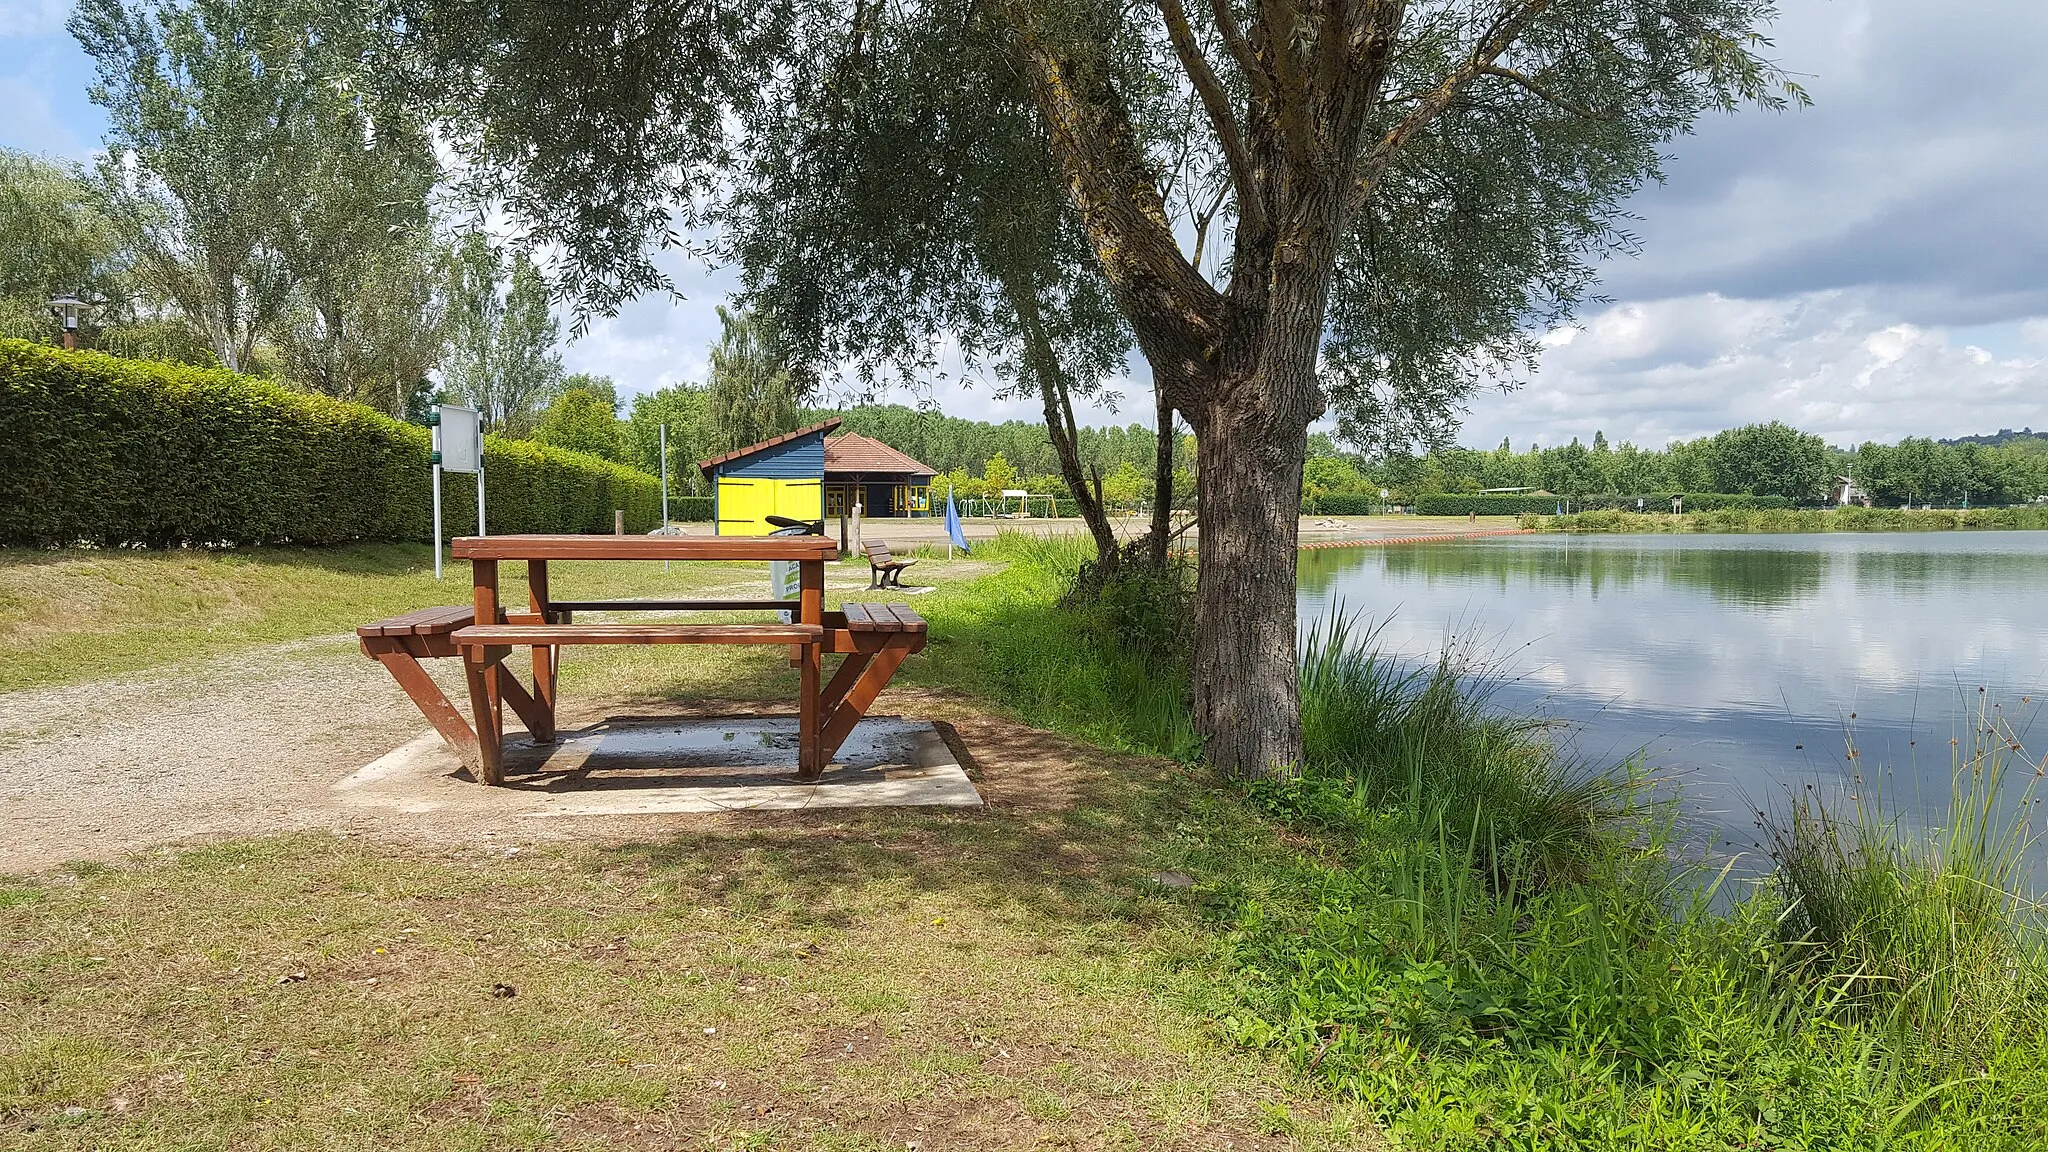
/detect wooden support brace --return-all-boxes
[497,667,552,741]
[818,644,911,765]
[368,644,479,769]
[821,649,875,716]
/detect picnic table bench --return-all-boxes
[863,540,918,588]
[358,534,927,786]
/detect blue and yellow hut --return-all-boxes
[697,418,938,535]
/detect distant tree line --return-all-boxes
[1310,422,2048,508]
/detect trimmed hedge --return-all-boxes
[1412,493,1561,516]
[0,339,661,547]
[1305,493,1381,515]
[1414,492,1794,516]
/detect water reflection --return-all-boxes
[1298,532,2048,863]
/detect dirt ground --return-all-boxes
[0,636,1031,875]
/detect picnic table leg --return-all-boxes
[819,643,911,764]
[468,559,506,785]
[526,559,557,742]
[462,655,506,785]
[798,559,824,781]
[368,641,480,767]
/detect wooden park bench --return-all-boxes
[863,540,918,588]
[360,534,929,786]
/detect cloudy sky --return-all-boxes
[4,0,2043,448]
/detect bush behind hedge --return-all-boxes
[0,339,661,547]
[1306,493,1382,515]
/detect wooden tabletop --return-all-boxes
[451,534,839,561]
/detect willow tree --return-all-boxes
[389,0,1800,776]
[718,2,1159,569]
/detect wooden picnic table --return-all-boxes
[355,533,927,786]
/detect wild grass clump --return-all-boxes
[1762,696,2048,1078]
[1295,611,1639,886]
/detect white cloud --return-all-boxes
[1461,291,2048,448]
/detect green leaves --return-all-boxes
[704,307,802,456]
[72,0,441,383]
[0,338,659,547]
[439,233,563,436]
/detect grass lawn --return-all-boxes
[0,541,1369,1148]
[1,782,1369,1149]
[5,537,2044,1150]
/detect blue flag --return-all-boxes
[944,490,969,553]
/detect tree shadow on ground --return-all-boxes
[593,706,1199,937]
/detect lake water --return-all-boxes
[1297,531,2048,863]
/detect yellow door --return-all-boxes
[716,477,823,535]
[775,479,822,523]
[716,478,769,535]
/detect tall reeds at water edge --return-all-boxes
[1762,692,2047,1076]
[1296,611,1643,886]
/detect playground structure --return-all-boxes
[959,490,1062,519]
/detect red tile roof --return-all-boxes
[694,418,843,476]
[824,432,936,477]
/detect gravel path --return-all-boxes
[0,635,457,873]
[0,634,1032,875]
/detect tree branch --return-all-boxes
[1154,0,1264,235]
[999,8,1224,399]
[1206,0,1274,109]
[1350,0,1556,209]
[1189,178,1231,275]
[1477,63,1614,120]
[1256,0,1317,161]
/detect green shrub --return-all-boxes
[1535,505,2048,534]
[668,495,715,523]
[1416,492,1794,517]
[0,339,660,547]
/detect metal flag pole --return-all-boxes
[660,422,670,571]
[946,478,954,559]
[431,423,444,580]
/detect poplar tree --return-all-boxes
[390,0,1802,776]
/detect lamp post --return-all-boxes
[47,294,92,351]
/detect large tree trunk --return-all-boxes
[1188,386,1312,777]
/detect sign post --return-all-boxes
[658,423,670,530]
[431,404,483,579]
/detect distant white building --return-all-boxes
[1832,474,1871,507]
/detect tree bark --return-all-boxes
[1144,379,1175,569]
[997,0,1478,778]
[1190,392,1307,776]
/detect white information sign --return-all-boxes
[431,404,486,579]
[438,405,481,473]
[769,559,802,623]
